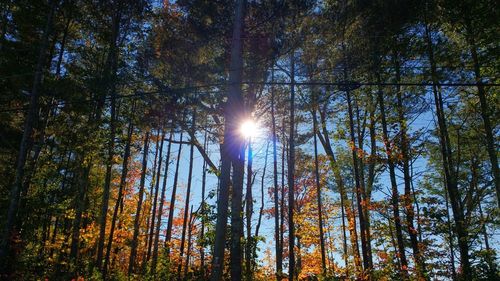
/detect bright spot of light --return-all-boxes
[240,119,258,139]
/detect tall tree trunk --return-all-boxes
[376,79,408,280]
[346,88,370,276]
[478,202,496,279]
[424,22,471,280]
[312,109,327,274]
[280,135,286,274]
[465,20,499,208]
[200,129,208,279]
[103,119,134,278]
[210,1,246,280]
[142,131,161,271]
[152,128,173,273]
[128,132,150,275]
[271,65,283,280]
[255,141,269,238]
[178,112,196,280]
[288,51,296,281]
[444,182,457,281]
[146,129,166,265]
[184,206,195,279]
[0,0,56,267]
[393,53,427,280]
[165,132,184,252]
[315,107,362,276]
[96,3,121,269]
[245,139,253,281]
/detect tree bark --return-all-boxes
[200,129,208,278]
[96,3,121,269]
[210,0,246,280]
[128,132,150,275]
[393,53,427,280]
[0,0,57,267]
[271,64,283,280]
[312,109,327,274]
[424,22,471,280]
[146,129,166,265]
[151,128,173,273]
[376,79,409,280]
[178,111,196,279]
[245,139,253,281]
[164,132,184,252]
[465,20,499,208]
[103,119,134,278]
[288,51,296,281]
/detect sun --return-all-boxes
[240,119,259,139]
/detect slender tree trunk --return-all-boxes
[230,141,245,281]
[465,21,499,208]
[315,107,362,276]
[184,206,195,279]
[444,182,457,281]
[210,1,246,280]
[255,141,269,239]
[312,109,327,274]
[245,139,253,281]
[280,137,286,274]
[146,129,166,265]
[0,0,56,267]
[200,129,208,278]
[288,51,296,281]
[339,184,349,277]
[424,22,471,280]
[69,160,91,263]
[103,119,134,277]
[271,65,283,280]
[393,53,427,280]
[178,112,196,280]
[478,202,496,279]
[142,130,160,271]
[152,128,173,273]
[346,88,370,276]
[376,79,409,279]
[128,132,150,275]
[96,4,121,269]
[165,132,184,252]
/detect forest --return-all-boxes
[0,0,498,280]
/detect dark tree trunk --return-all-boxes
[245,140,253,281]
[288,51,296,281]
[271,65,283,280]
[0,0,57,267]
[465,20,499,208]
[96,3,121,269]
[146,129,166,265]
[315,107,362,276]
[142,131,160,271]
[103,119,134,278]
[178,112,196,279]
[312,109,326,274]
[345,88,370,276]
[164,132,184,252]
[376,79,409,280]
[393,53,427,280]
[128,131,150,275]
[152,128,173,273]
[255,141,269,239]
[424,22,471,280]
[200,129,208,278]
[184,206,195,279]
[210,0,246,280]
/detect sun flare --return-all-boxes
[240,119,259,139]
